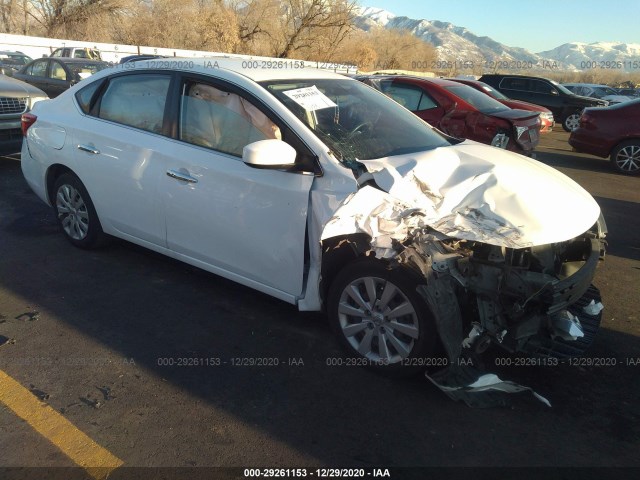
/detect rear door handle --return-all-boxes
[77,144,100,154]
[166,169,198,183]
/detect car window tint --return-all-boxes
[179,82,281,157]
[76,79,104,114]
[98,74,170,134]
[532,80,554,94]
[500,77,529,91]
[50,62,67,80]
[31,60,48,77]
[382,84,425,111]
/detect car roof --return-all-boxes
[111,57,347,82]
[356,74,461,87]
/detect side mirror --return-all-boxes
[550,89,559,95]
[242,139,296,168]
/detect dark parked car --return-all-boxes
[450,78,554,133]
[0,51,32,77]
[479,74,608,132]
[357,75,541,155]
[616,88,640,98]
[0,75,47,155]
[569,98,640,175]
[14,58,109,98]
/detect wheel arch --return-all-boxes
[45,164,75,205]
[319,233,372,309]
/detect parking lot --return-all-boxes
[1,130,639,478]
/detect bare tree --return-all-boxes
[27,0,129,37]
[232,0,357,59]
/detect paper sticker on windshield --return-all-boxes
[283,86,337,111]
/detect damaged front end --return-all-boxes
[400,221,606,362]
[320,143,606,406]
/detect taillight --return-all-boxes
[21,112,37,136]
[579,112,593,129]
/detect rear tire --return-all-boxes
[53,173,107,249]
[610,140,640,175]
[327,258,437,377]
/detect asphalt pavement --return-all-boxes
[0,131,638,479]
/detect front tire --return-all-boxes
[327,259,436,376]
[53,173,106,248]
[562,112,581,132]
[610,140,640,175]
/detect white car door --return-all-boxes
[73,73,173,247]
[161,78,314,301]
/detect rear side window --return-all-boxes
[98,74,171,134]
[500,77,530,91]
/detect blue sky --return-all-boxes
[362,1,640,52]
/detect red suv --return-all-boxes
[357,75,541,156]
[569,98,640,175]
[450,78,554,133]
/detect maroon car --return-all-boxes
[569,99,640,175]
[450,78,554,133]
[357,75,541,156]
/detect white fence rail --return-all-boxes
[0,33,358,74]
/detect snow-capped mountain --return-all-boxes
[356,6,638,72]
[538,42,640,70]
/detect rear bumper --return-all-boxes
[568,130,611,158]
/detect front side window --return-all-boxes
[179,81,281,157]
[262,78,450,162]
[98,74,171,134]
[532,80,556,94]
[49,62,67,81]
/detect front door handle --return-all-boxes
[77,144,100,154]
[166,169,198,183]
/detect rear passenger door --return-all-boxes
[73,72,174,247]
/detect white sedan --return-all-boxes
[21,59,606,381]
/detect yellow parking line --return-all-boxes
[0,369,123,479]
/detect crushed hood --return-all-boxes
[322,142,601,249]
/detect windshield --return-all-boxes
[260,78,450,162]
[444,85,509,114]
